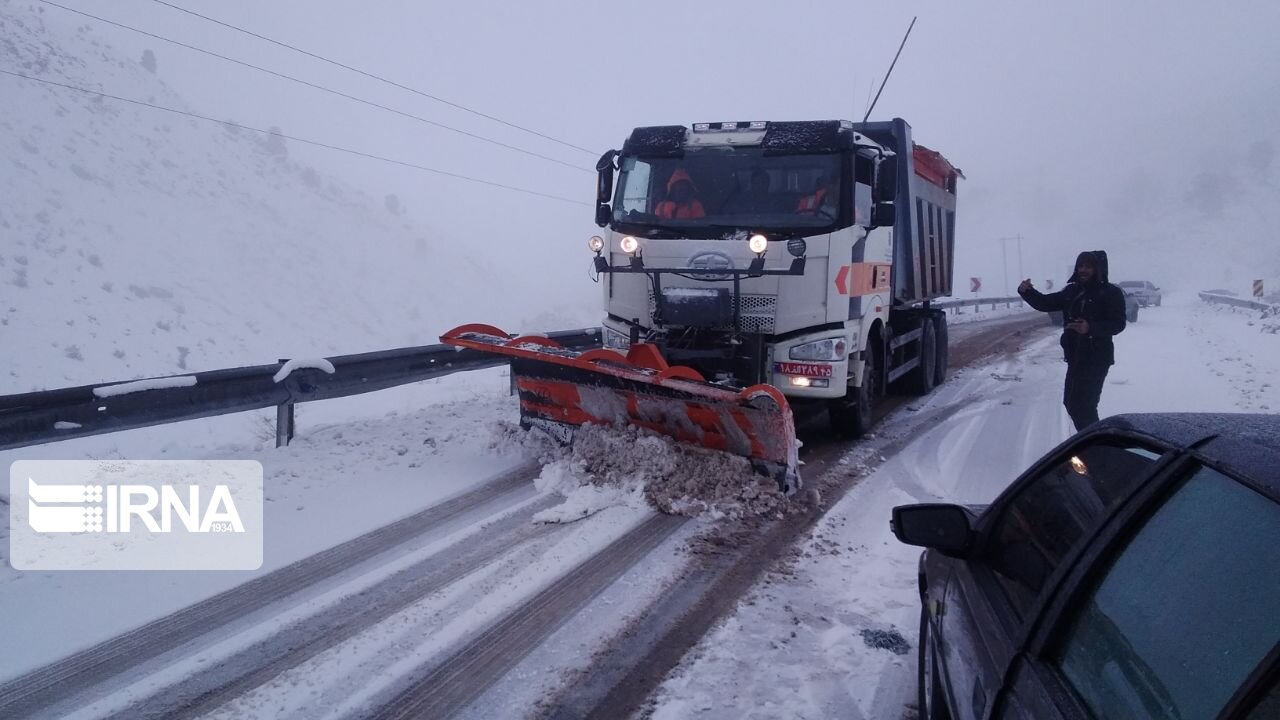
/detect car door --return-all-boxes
[1002,461,1280,719]
[930,438,1164,720]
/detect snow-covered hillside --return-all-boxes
[0,3,573,394]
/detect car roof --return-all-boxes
[1095,413,1280,493]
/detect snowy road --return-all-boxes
[0,309,1045,719]
[5,294,1267,719]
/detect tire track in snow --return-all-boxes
[0,461,542,720]
[117,494,565,720]
[367,513,687,720]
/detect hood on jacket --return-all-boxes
[1068,250,1111,284]
[666,168,697,192]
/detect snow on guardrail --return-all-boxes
[92,376,198,399]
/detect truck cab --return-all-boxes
[590,118,960,436]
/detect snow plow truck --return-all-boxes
[443,118,961,492]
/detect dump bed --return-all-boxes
[853,119,961,304]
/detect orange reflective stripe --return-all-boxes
[834,262,892,297]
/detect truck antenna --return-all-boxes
[863,16,917,123]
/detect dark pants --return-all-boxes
[1063,362,1110,431]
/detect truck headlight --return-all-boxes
[789,338,847,361]
[603,327,631,349]
[748,233,768,255]
[588,235,605,253]
[620,236,639,254]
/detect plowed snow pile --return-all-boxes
[495,423,789,522]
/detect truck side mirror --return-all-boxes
[595,204,611,227]
[873,202,896,228]
[875,157,897,200]
[596,150,617,204]
[891,503,976,558]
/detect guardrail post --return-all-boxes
[275,401,295,448]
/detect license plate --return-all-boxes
[773,362,832,378]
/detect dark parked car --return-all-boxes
[1118,280,1162,307]
[892,414,1280,719]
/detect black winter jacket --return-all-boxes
[1020,281,1127,365]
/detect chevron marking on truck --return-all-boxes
[835,262,892,297]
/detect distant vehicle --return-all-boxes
[892,414,1280,720]
[1117,280,1162,307]
[1120,286,1140,322]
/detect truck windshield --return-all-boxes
[611,148,843,238]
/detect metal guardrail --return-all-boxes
[1198,291,1279,313]
[0,328,600,452]
[934,295,1024,311]
[0,295,1033,453]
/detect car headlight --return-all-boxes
[789,338,847,361]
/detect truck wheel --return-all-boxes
[829,335,881,438]
[932,312,949,387]
[903,318,937,395]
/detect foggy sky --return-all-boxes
[38,0,1280,300]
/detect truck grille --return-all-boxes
[649,291,776,334]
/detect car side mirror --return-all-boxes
[872,202,895,228]
[891,503,976,558]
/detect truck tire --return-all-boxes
[830,335,881,438]
[932,311,949,387]
[903,318,937,395]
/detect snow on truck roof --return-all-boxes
[621,120,961,189]
[623,120,886,156]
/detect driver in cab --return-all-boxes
[796,171,838,217]
[654,169,706,220]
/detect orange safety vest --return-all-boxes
[655,199,706,219]
[796,187,829,212]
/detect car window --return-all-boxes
[1243,674,1279,720]
[1053,465,1280,720]
[982,443,1158,618]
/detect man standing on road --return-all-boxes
[1018,250,1127,431]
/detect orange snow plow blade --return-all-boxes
[441,324,800,492]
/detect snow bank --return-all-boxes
[92,375,197,398]
[518,423,789,522]
[272,358,337,383]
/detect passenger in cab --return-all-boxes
[654,169,706,220]
[796,171,838,216]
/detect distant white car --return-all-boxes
[1120,287,1140,322]
[1118,280,1162,307]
